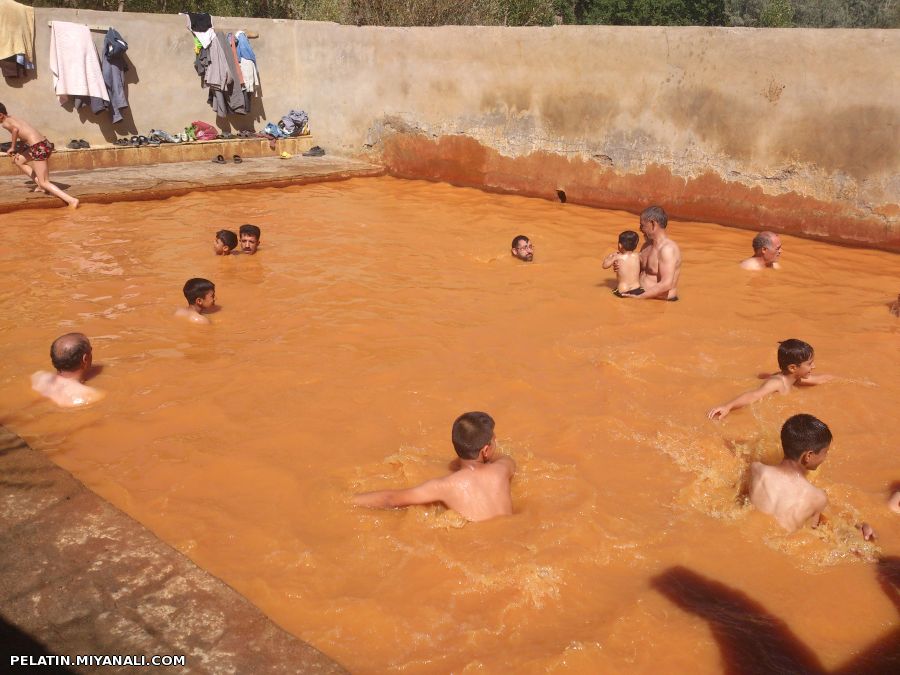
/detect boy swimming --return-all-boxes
[0,102,78,207]
[707,339,833,420]
[239,224,261,254]
[175,278,216,324]
[749,414,873,539]
[353,411,516,522]
[602,230,643,296]
[215,230,238,255]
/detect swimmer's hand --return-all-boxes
[797,373,835,385]
[707,405,730,420]
[857,522,875,541]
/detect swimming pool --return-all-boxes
[0,176,897,672]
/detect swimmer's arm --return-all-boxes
[602,252,619,269]
[491,454,516,478]
[630,246,676,299]
[6,123,19,155]
[796,373,835,386]
[707,378,782,419]
[353,478,448,510]
[805,492,829,530]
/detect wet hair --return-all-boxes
[451,411,495,459]
[781,414,832,460]
[777,339,814,371]
[183,278,215,305]
[511,235,530,250]
[50,333,91,372]
[640,205,668,229]
[0,102,7,116]
[752,232,774,252]
[239,224,261,239]
[216,229,238,250]
[618,230,639,251]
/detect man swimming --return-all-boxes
[740,231,782,270]
[31,333,104,407]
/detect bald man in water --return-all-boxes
[31,333,104,407]
[740,231,782,270]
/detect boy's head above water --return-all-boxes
[183,277,216,311]
[777,338,814,375]
[239,224,261,254]
[781,413,831,468]
[451,411,496,460]
[215,230,238,255]
[618,230,639,253]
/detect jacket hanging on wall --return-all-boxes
[100,28,129,123]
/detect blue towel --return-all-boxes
[236,32,256,64]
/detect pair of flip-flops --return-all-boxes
[303,146,325,157]
[65,139,90,150]
[212,154,242,164]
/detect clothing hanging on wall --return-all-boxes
[181,12,214,49]
[49,21,109,112]
[101,28,129,123]
[234,31,260,98]
[0,0,35,77]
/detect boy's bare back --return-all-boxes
[749,461,827,533]
[613,252,641,293]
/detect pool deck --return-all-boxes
[0,151,384,215]
[0,425,348,674]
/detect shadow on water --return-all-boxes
[0,614,76,673]
[652,561,900,675]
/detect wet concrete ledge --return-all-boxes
[0,152,384,215]
[0,426,348,674]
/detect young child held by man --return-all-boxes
[239,224,261,254]
[175,278,216,324]
[707,339,833,420]
[602,230,643,296]
[749,413,873,540]
[353,411,516,522]
[214,230,238,255]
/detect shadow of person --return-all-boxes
[651,566,826,675]
[0,613,77,672]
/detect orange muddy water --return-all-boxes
[0,176,898,673]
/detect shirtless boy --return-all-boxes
[602,230,643,296]
[740,231,782,270]
[617,206,681,300]
[175,278,216,324]
[353,411,516,522]
[0,102,78,208]
[31,333,103,407]
[750,414,873,539]
[707,339,833,420]
[215,229,238,255]
[239,224,261,254]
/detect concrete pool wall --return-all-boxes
[9,8,900,250]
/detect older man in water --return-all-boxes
[740,231,782,270]
[511,234,534,262]
[618,205,681,301]
[31,333,104,407]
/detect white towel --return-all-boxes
[49,21,109,103]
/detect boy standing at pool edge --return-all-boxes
[749,413,873,539]
[602,230,643,296]
[707,339,833,420]
[354,411,516,522]
[175,278,216,324]
[0,102,78,208]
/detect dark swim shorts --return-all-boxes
[27,139,53,161]
[612,287,645,297]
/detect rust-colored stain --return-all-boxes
[381,133,900,252]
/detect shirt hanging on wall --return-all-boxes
[101,28,129,123]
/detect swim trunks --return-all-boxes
[612,287,645,297]
[666,296,679,302]
[27,139,53,161]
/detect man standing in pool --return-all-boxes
[740,231,782,270]
[618,205,681,301]
[511,235,534,262]
[31,333,103,407]
[239,224,261,254]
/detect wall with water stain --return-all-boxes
[10,11,900,249]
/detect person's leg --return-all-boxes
[30,160,78,207]
[12,153,41,190]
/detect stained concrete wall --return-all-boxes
[5,9,899,249]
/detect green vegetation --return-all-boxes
[24,0,900,27]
